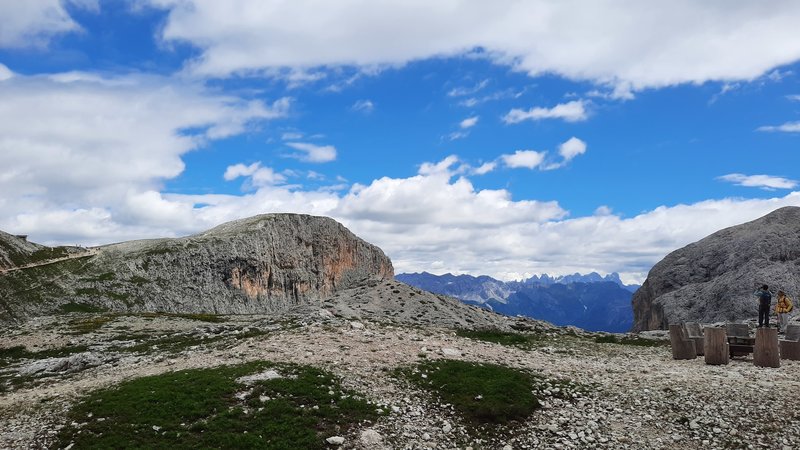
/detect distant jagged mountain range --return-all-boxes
[396,272,639,332]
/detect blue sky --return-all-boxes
[2,1,800,283]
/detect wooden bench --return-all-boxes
[780,324,800,360]
[704,327,729,365]
[669,324,696,360]
[754,327,780,368]
[729,343,754,357]
[726,323,752,358]
[684,322,704,356]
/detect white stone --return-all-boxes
[236,370,284,385]
[360,429,383,446]
[350,321,365,329]
[440,348,461,357]
[326,436,345,445]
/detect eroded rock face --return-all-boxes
[1,214,394,319]
[632,207,800,331]
[0,231,44,271]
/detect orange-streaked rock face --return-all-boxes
[225,221,394,303]
[0,213,395,321]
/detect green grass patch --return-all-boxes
[115,328,269,355]
[106,292,130,301]
[74,287,102,296]
[70,316,115,334]
[144,247,174,257]
[59,302,109,314]
[137,312,226,323]
[128,275,150,284]
[81,272,116,282]
[25,246,70,264]
[397,359,540,425]
[593,335,667,347]
[56,361,381,450]
[177,313,225,323]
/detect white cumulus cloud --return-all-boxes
[758,122,800,133]
[718,173,798,190]
[460,116,479,129]
[5,144,800,283]
[0,71,288,240]
[0,63,13,80]
[503,101,588,124]
[285,142,337,163]
[472,161,497,175]
[559,137,587,161]
[0,0,97,48]
[501,150,546,169]
[224,162,287,188]
[138,1,800,92]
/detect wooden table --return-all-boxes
[728,336,755,357]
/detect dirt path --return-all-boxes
[0,249,98,275]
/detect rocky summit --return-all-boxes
[632,206,800,331]
[0,214,394,322]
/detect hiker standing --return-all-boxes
[775,290,793,333]
[754,284,772,328]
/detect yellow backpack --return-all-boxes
[778,296,793,313]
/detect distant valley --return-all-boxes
[396,272,639,332]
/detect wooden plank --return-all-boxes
[703,327,729,365]
[754,327,780,368]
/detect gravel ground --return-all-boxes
[1,298,799,449]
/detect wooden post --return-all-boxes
[703,327,729,365]
[669,324,696,360]
[754,328,780,368]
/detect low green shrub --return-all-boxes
[59,302,108,313]
[56,361,381,449]
[397,359,540,425]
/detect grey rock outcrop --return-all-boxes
[18,352,102,376]
[0,231,44,271]
[632,207,800,331]
[0,214,393,320]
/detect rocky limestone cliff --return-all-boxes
[0,231,45,271]
[0,214,394,320]
[631,206,800,331]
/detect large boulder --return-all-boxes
[632,207,800,331]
